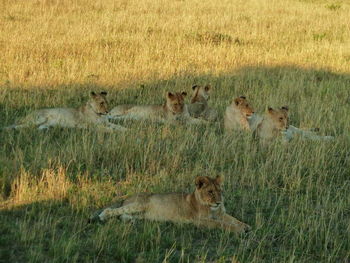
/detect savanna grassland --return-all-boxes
[1,0,350,262]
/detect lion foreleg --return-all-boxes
[221,214,251,233]
[195,215,250,234]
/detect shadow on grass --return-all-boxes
[0,199,254,262]
[0,199,76,262]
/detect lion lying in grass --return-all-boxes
[224,96,255,132]
[253,106,289,144]
[4,91,127,132]
[187,85,218,121]
[90,176,251,234]
[252,106,334,144]
[108,91,206,124]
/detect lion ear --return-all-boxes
[90,91,97,98]
[192,85,198,90]
[181,91,187,97]
[195,176,209,189]
[234,97,241,106]
[281,106,289,112]
[167,92,174,99]
[215,175,223,185]
[268,107,274,113]
[204,85,211,91]
[100,91,107,96]
[239,95,246,100]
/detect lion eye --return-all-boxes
[100,102,104,106]
[279,117,284,121]
[208,190,213,194]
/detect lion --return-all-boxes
[3,91,127,132]
[251,106,334,143]
[89,175,251,234]
[253,106,289,144]
[187,85,218,121]
[108,91,205,124]
[283,125,334,141]
[224,96,255,132]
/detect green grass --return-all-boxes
[1,67,350,262]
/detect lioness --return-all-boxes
[4,91,127,132]
[90,176,251,234]
[253,106,289,144]
[251,106,334,143]
[224,96,255,132]
[108,91,205,124]
[187,85,218,121]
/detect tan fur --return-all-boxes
[250,108,334,143]
[108,92,205,124]
[187,85,218,121]
[283,125,334,141]
[253,106,289,144]
[4,91,127,131]
[224,96,255,132]
[92,176,250,234]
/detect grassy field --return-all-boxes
[1,0,350,262]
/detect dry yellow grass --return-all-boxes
[1,0,349,88]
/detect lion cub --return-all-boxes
[4,91,127,132]
[108,91,204,124]
[224,96,255,132]
[187,85,218,121]
[253,106,289,144]
[90,176,250,234]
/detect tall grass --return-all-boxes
[1,0,350,262]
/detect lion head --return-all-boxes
[233,96,255,118]
[195,176,223,210]
[191,84,211,103]
[89,91,109,115]
[166,91,187,114]
[267,106,289,131]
